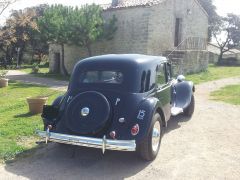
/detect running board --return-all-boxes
[171,107,183,116]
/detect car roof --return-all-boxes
[76,54,168,68]
[71,54,168,93]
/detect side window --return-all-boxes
[165,63,172,82]
[156,64,166,86]
[145,70,151,91]
[140,71,146,93]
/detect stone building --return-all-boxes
[49,0,209,75]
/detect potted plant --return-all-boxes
[26,96,48,114]
[0,70,9,88]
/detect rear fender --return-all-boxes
[42,95,65,127]
[172,81,194,109]
[135,97,164,143]
[52,95,65,106]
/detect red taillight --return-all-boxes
[110,131,116,139]
[131,124,139,136]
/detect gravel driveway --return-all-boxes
[6,70,68,91]
[0,77,240,180]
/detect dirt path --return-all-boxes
[6,70,68,91]
[0,77,240,180]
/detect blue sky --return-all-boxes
[0,0,239,23]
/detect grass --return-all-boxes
[186,64,240,84]
[210,85,240,105]
[0,81,63,162]
[21,66,49,74]
[20,65,70,81]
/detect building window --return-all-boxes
[174,18,182,47]
[165,63,172,82]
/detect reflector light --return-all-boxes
[131,124,139,136]
[110,131,116,139]
[47,125,53,130]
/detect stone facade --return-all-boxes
[49,0,209,75]
[164,50,209,75]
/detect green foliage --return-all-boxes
[0,4,49,66]
[31,63,39,74]
[186,64,240,84]
[0,70,8,78]
[66,4,105,52]
[0,81,63,161]
[210,85,240,105]
[38,4,117,56]
[37,4,70,43]
[198,0,220,41]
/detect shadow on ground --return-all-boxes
[165,115,192,134]
[4,143,151,179]
[14,112,34,118]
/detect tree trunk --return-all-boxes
[18,45,26,67]
[217,46,225,65]
[218,54,223,63]
[60,43,69,76]
[86,43,92,57]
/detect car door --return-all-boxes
[155,62,172,121]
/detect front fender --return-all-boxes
[173,81,194,109]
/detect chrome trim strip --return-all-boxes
[157,84,171,93]
[36,130,136,153]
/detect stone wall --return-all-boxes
[49,0,209,74]
[208,52,219,64]
[103,7,150,54]
[169,50,209,75]
[148,0,208,55]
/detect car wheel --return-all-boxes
[137,113,163,161]
[184,94,195,116]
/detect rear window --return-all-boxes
[79,71,123,84]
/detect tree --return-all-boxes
[198,0,220,41]
[0,5,48,67]
[26,4,49,63]
[213,14,240,63]
[38,4,117,75]
[4,8,39,66]
[0,0,17,16]
[67,4,117,56]
[38,5,71,75]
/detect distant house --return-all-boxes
[49,0,209,75]
[208,43,240,65]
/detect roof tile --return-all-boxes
[103,0,166,10]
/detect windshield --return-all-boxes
[79,71,123,84]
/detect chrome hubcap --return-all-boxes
[81,107,90,117]
[152,121,161,152]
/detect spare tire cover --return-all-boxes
[66,91,111,135]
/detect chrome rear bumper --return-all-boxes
[36,130,136,153]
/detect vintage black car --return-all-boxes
[37,54,195,161]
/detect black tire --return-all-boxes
[184,94,195,116]
[137,113,163,161]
